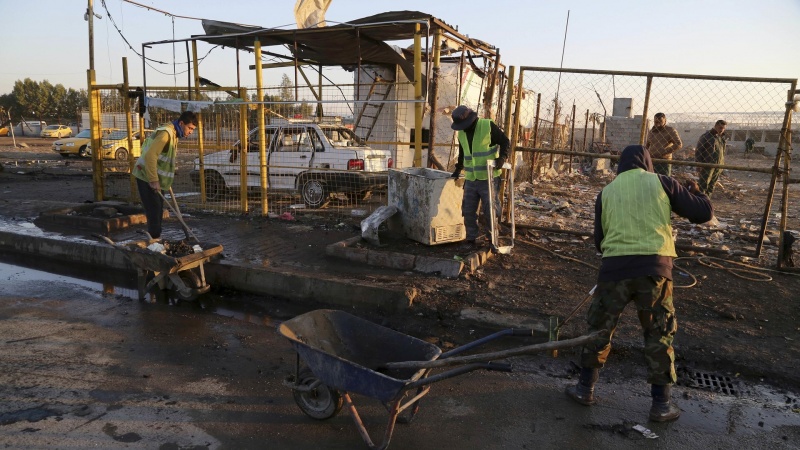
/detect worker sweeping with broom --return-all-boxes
[565,145,712,422]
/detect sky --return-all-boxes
[1,0,799,95]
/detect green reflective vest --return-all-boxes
[458,118,501,181]
[600,168,676,258]
[132,124,177,190]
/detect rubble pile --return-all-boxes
[511,167,795,263]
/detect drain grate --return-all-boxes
[681,370,740,396]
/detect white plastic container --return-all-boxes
[387,168,466,245]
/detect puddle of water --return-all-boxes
[0,257,294,329]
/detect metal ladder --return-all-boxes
[353,76,393,141]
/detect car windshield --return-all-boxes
[75,130,91,138]
[322,127,364,145]
[44,125,59,130]
[106,131,130,140]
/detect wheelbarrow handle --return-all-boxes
[383,331,604,370]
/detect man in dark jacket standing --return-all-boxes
[695,119,727,197]
[565,145,713,422]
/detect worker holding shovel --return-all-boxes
[565,145,712,422]
[132,111,198,239]
[449,105,510,249]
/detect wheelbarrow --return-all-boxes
[280,309,600,450]
[97,235,223,301]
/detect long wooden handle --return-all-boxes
[159,189,199,242]
[383,331,602,370]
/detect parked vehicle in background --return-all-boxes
[53,129,101,158]
[0,125,9,136]
[87,129,151,161]
[190,122,393,207]
[41,124,72,138]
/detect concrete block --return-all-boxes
[414,255,463,278]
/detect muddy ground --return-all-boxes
[2,136,800,394]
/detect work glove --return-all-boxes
[685,179,701,195]
[451,165,462,179]
[494,157,506,169]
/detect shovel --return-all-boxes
[487,159,515,254]
[549,284,597,357]
[157,187,200,243]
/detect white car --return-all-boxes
[191,123,393,207]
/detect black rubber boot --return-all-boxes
[649,384,681,422]
[565,368,598,406]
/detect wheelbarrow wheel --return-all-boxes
[172,270,207,301]
[292,367,342,420]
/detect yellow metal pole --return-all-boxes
[87,69,104,201]
[413,23,423,167]
[191,40,207,206]
[239,87,249,213]
[426,27,442,169]
[254,38,268,215]
[122,58,136,200]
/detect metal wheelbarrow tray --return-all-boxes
[280,309,598,450]
[99,236,223,301]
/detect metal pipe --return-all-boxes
[413,23,423,167]
[776,83,797,266]
[513,147,776,173]
[87,69,103,201]
[427,27,442,169]
[640,76,653,144]
[569,103,576,172]
[519,66,796,84]
[531,93,541,179]
[191,40,206,206]
[122,58,136,200]
[238,87,249,213]
[255,37,268,216]
[582,109,589,152]
[498,65,517,219]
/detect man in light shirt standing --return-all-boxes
[645,112,683,177]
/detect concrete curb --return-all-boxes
[326,236,494,278]
[0,230,417,312]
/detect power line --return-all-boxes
[99,1,220,77]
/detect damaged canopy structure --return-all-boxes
[195,11,499,91]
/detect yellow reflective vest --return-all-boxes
[458,118,501,181]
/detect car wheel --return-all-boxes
[78,146,89,158]
[301,178,329,208]
[115,147,129,161]
[205,172,226,201]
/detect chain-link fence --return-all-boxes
[510,67,797,262]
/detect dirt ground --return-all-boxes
[2,135,800,393]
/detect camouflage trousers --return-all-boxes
[580,276,677,385]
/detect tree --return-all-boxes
[7,78,87,123]
[279,74,295,118]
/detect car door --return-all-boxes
[268,126,315,190]
[244,127,276,188]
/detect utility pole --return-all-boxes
[86,0,104,200]
[85,0,104,70]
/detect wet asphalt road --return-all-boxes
[1,261,799,449]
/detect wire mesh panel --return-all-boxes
[98,81,423,220]
[513,67,798,261]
